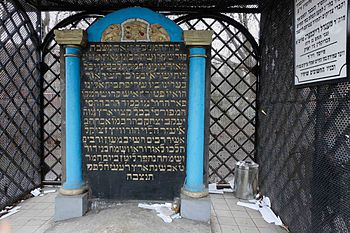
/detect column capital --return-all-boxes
[54,29,87,47]
[184,30,214,46]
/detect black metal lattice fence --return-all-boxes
[0,0,41,209]
[41,13,103,183]
[27,0,261,12]
[258,0,350,232]
[41,12,259,184]
[176,14,259,183]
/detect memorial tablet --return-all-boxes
[294,0,349,85]
[81,43,188,200]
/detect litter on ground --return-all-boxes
[0,206,21,220]
[138,203,181,223]
[237,196,282,226]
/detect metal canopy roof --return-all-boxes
[27,0,261,12]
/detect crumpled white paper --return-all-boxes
[138,203,180,223]
[0,206,21,220]
[237,196,282,225]
[30,188,41,197]
[208,183,224,194]
[208,183,234,194]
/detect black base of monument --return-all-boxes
[87,171,184,200]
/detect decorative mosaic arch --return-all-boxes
[87,8,183,42]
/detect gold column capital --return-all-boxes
[54,29,87,47]
[184,30,214,46]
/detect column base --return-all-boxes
[59,186,87,196]
[180,193,211,223]
[181,187,209,198]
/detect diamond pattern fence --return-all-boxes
[0,0,41,209]
[258,0,350,232]
[41,13,103,183]
[176,13,259,183]
[26,0,261,12]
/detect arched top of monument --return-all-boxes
[87,8,183,42]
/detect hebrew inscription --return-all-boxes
[294,0,348,85]
[81,43,188,199]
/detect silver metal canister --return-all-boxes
[233,161,259,200]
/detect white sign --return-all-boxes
[294,0,348,85]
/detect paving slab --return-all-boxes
[210,193,288,233]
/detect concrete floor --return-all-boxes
[0,187,288,233]
[210,193,287,233]
[0,188,56,233]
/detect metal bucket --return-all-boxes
[234,161,259,200]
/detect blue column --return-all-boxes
[62,46,84,191]
[184,47,207,193]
